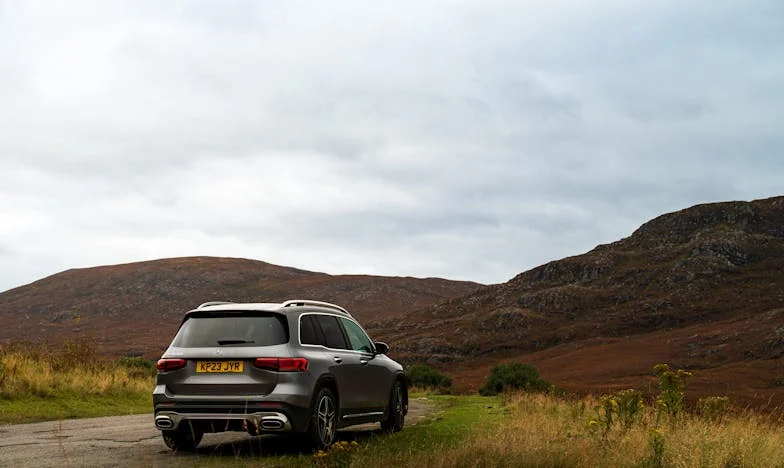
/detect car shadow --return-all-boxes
[177,426,385,459]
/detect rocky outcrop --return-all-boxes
[377,196,784,364]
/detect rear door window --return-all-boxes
[172,313,288,347]
[314,315,349,349]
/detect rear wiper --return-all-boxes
[217,339,255,345]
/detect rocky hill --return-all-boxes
[0,256,481,356]
[2,197,781,407]
[369,196,784,405]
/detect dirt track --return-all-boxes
[0,398,434,467]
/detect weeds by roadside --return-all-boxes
[1,346,781,468]
[0,339,154,398]
[375,365,783,467]
[312,440,358,468]
[404,391,784,468]
[0,340,154,423]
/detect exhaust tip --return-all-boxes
[260,419,284,430]
[155,417,174,429]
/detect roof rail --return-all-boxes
[281,299,351,316]
[197,301,236,309]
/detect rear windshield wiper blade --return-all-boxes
[217,339,255,345]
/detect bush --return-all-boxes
[615,389,644,429]
[593,389,644,435]
[479,362,551,396]
[118,357,157,377]
[653,363,691,419]
[406,364,452,390]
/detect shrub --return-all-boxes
[615,389,644,429]
[592,389,644,436]
[479,362,551,396]
[653,363,691,419]
[406,364,452,390]
[595,394,618,436]
[118,357,157,377]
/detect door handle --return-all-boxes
[333,357,343,364]
[360,359,368,365]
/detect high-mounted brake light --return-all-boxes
[157,358,187,372]
[254,357,308,372]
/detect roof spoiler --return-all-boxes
[281,299,352,317]
[196,301,236,309]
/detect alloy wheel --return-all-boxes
[317,394,335,445]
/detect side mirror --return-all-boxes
[374,341,389,355]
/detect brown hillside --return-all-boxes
[0,256,481,357]
[2,197,782,408]
[369,196,784,407]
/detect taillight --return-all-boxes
[254,357,308,372]
[157,358,187,372]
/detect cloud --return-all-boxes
[0,0,782,291]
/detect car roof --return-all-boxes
[186,300,353,318]
[192,302,282,312]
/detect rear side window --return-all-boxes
[172,313,288,347]
[300,315,325,346]
[314,315,349,349]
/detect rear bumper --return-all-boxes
[153,385,312,433]
[153,404,311,434]
[154,410,291,432]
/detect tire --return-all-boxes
[380,380,405,433]
[308,387,338,451]
[162,423,203,452]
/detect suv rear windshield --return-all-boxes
[172,313,288,347]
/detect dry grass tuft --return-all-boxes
[0,340,154,398]
[389,392,784,468]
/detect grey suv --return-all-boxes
[153,300,407,451]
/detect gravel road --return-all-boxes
[0,398,434,467]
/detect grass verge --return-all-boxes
[0,391,152,424]
[180,393,505,468]
[277,392,783,468]
[349,394,504,463]
[2,343,782,468]
[0,340,154,424]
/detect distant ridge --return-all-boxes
[0,256,481,356]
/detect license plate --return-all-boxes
[196,361,244,373]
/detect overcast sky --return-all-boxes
[1,1,782,292]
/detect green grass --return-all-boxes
[173,393,505,468]
[0,390,152,424]
[347,394,503,460]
